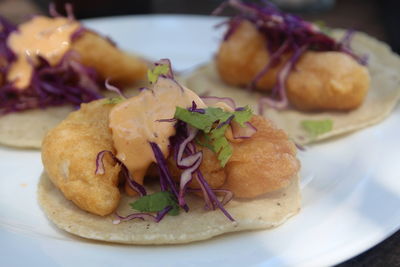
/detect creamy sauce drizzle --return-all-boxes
[7,16,80,89]
[109,78,206,186]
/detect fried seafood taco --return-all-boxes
[0,7,147,148]
[185,0,400,144]
[38,60,301,244]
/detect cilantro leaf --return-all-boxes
[210,124,233,167]
[130,191,179,216]
[301,119,333,138]
[174,106,237,133]
[174,106,254,167]
[103,96,125,105]
[205,107,232,123]
[195,134,215,152]
[232,106,252,126]
[175,107,214,132]
[147,64,170,84]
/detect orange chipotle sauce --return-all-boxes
[109,77,206,188]
[7,16,80,89]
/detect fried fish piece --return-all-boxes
[216,20,289,90]
[216,20,370,111]
[286,51,370,111]
[71,31,148,86]
[170,115,299,199]
[41,100,121,216]
[224,115,300,198]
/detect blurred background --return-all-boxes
[0,0,399,53]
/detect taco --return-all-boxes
[0,8,147,148]
[184,0,400,144]
[38,60,301,244]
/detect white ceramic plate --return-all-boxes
[1,15,400,267]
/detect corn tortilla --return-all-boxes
[38,172,300,244]
[0,87,141,149]
[0,106,74,149]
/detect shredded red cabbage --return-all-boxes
[195,170,234,221]
[0,15,106,114]
[214,0,367,110]
[0,17,16,70]
[105,78,126,98]
[49,3,75,20]
[113,206,172,224]
[95,150,147,196]
[188,101,205,114]
[170,121,235,221]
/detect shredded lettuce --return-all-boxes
[130,191,179,216]
[301,119,333,138]
[174,105,253,167]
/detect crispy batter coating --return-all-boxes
[216,20,288,90]
[71,31,147,86]
[286,51,370,111]
[224,115,300,198]
[42,100,121,216]
[216,20,370,110]
[170,116,299,198]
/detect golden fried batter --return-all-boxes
[42,100,121,216]
[216,20,289,90]
[216,20,370,111]
[286,51,370,111]
[225,115,299,198]
[72,31,147,86]
[170,116,299,198]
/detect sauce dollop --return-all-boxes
[109,78,206,185]
[7,16,80,89]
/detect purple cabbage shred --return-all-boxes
[170,121,235,221]
[95,150,147,196]
[0,15,105,114]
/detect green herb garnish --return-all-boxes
[174,106,253,167]
[195,134,215,152]
[147,64,170,84]
[130,191,179,216]
[301,119,333,138]
[211,123,233,167]
[103,96,125,105]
